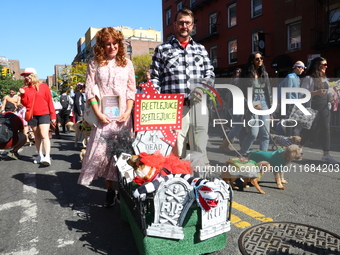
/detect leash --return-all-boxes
[210,98,245,158]
[193,82,245,158]
[247,109,282,150]
[212,94,284,156]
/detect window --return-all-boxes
[177,1,182,11]
[209,13,217,34]
[252,0,262,18]
[329,9,340,41]
[252,32,259,52]
[228,40,237,64]
[228,4,237,27]
[210,46,218,67]
[288,22,301,50]
[191,19,197,36]
[166,9,171,26]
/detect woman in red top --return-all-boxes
[19,68,56,166]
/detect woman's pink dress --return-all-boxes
[78,57,136,185]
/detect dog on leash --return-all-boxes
[271,134,301,151]
[67,120,92,148]
[223,144,303,194]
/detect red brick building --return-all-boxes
[162,0,340,80]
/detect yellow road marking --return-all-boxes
[235,221,252,229]
[231,214,252,229]
[230,214,241,223]
[256,217,274,222]
[232,201,264,217]
[230,201,273,229]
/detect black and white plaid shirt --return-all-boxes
[150,35,215,98]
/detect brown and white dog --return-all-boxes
[223,144,303,194]
[27,131,35,147]
[67,120,92,148]
[271,134,301,151]
[127,153,191,185]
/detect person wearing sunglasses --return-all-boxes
[277,61,306,136]
[238,52,272,156]
[150,8,215,168]
[299,57,339,163]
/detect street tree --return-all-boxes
[71,62,87,85]
[132,53,152,84]
[0,66,24,99]
[0,79,24,100]
[57,62,87,92]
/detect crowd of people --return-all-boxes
[1,8,339,208]
[0,69,87,164]
[218,56,339,164]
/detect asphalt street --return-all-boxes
[0,127,339,255]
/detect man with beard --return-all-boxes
[150,8,215,167]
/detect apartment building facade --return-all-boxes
[162,0,340,81]
[73,26,162,63]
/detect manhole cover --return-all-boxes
[238,222,340,255]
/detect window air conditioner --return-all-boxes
[290,42,300,50]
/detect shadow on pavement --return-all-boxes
[12,172,138,255]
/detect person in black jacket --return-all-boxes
[74,83,85,122]
[59,87,73,133]
[238,52,272,155]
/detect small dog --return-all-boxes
[67,120,92,148]
[127,154,171,181]
[127,155,143,170]
[127,153,191,184]
[271,134,301,151]
[80,149,86,162]
[27,131,35,146]
[223,144,303,194]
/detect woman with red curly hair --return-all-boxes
[78,27,136,207]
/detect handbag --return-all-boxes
[288,105,318,130]
[24,109,33,122]
[53,101,62,111]
[84,84,101,127]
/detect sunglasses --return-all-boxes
[175,21,193,27]
[321,63,328,67]
[255,57,264,61]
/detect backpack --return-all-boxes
[60,94,69,110]
[0,113,14,143]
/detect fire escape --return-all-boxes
[312,0,340,50]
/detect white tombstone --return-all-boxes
[146,178,195,240]
[133,130,173,156]
[199,180,231,240]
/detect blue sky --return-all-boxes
[1,0,162,79]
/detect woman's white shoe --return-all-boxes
[41,156,51,166]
